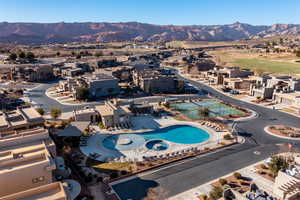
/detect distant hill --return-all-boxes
[0,21,300,44]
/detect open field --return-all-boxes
[211,49,300,75]
[166,40,243,49]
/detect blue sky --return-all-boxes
[0,0,299,25]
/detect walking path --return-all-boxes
[169,158,277,200]
[80,116,224,162]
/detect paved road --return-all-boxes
[112,73,300,200]
[27,81,102,112]
[28,81,201,113]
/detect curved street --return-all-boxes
[111,73,300,200]
[28,75,300,200]
[28,81,102,112]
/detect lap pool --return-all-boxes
[102,125,210,151]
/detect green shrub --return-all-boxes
[50,107,61,119]
[35,108,45,116]
[268,156,288,176]
[98,122,105,129]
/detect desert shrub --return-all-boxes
[50,107,61,119]
[209,186,223,200]
[233,172,242,179]
[218,178,228,186]
[260,164,268,169]
[223,134,232,140]
[199,194,208,200]
[257,170,265,175]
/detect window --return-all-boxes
[32,176,45,184]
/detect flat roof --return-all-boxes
[57,121,89,137]
[0,182,67,200]
[0,113,8,128]
[0,142,52,173]
[275,92,300,100]
[0,127,47,141]
[96,105,113,116]
[74,108,96,114]
[21,107,43,120]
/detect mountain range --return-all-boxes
[0,21,300,44]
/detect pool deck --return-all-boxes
[80,116,228,162]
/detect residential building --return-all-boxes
[62,67,83,77]
[0,126,79,199]
[0,106,44,132]
[250,86,275,99]
[0,182,67,200]
[184,59,216,74]
[273,92,300,107]
[83,74,120,98]
[95,65,133,82]
[11,64,55,82]
[93,58,121,68]
[96,99,132,128]
[0,127,56,156]
[224,67,254,78]
[223,77,256,90]
[61,62,91,77]
[249,75,274,98]
[73,108,99,122]
[129,102,154,114]
[132,69,179,94]
[273,170,300,199]
[205,67,254,85]
[58,78,78,93]
[250,76,300,100]
[58,74,120,99]
[0,140,56,197]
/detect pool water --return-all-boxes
[146,140,169,151]
[102,125,210,151]
[170,100,245,120]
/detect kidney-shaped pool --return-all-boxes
[102,125,210,151]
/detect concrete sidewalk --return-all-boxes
[168,159,275,200]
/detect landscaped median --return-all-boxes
[45,85,91,105]
[265,125,300,140]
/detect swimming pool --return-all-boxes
[102,125,210,151]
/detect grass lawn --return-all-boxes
[232,58,300,74]
[211,49,300,75]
